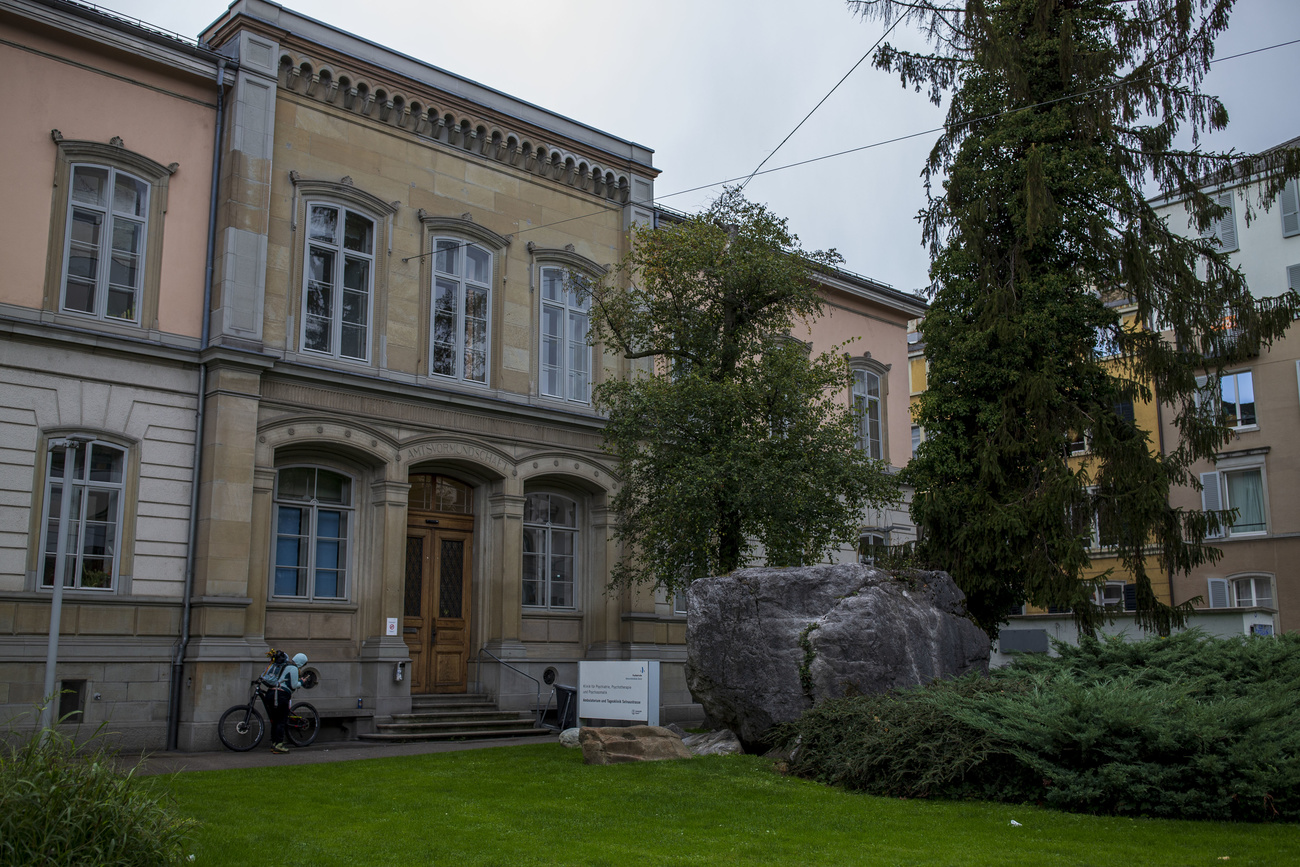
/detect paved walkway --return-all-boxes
[133,733,560,776]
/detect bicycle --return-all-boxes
[217,678,320,751]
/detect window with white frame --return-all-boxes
[673,588,688,616]
[61,165,150,323]
[1219,370,1256,428]
[539,266,591,403]
[430,238,492,384]
[859,531,888,566]
[852,368,884,460]
[1233,575,1273,608]
[273,467,353,600]
[1094,581,1125,609]
[910,424,922,457]
[41,440,126,591]
[1202,467,1266,537]
[301,204,376,361]
[522,492,577,609]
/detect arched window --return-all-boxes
[273,467,354,600]
[301,203,376,361]
[858,531,887,567]
[41,439,126,590]
[539,265,590,403]
[852,368,884,460]
[431,238,492,384]
[522,492,577,609]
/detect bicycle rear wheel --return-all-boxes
[286,701,320,747]
[218,705,265,751]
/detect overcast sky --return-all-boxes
[90,0,1300,295]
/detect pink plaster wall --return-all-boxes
[0,19,217,338]
[794,287,915,468]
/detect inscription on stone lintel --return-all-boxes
[405,441,511,472]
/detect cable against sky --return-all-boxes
[404,35,1300,265]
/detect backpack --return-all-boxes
[260,650,289,688]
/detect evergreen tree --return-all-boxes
[588,190,898,594]
[849,0,1300,634]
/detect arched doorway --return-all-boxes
[404,473,474,693]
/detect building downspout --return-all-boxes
[166,59,230,751]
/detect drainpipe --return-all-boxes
[166,59,231,751]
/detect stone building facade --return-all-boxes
[1,0,928,750]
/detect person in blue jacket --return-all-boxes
[263,652,308,754]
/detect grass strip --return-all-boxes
[151,744,1300,866]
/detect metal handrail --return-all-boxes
[476,647,553,729]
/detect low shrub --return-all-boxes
[780,631,1300,821]
[0,713,195,866]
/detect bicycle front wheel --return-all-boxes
[286,701,320,747]
[218,705,265,751]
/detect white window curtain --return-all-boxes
[1226,470,1265,533]
[539,266,590,403]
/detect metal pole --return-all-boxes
[39,437,90,735]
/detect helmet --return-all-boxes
[292,653,308,667]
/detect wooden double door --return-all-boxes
[403,513,473,694]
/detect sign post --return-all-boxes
[577,660,660,726]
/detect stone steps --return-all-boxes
[357,693,545,743]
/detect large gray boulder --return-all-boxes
[685,564,989,745]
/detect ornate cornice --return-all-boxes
[271,45,639,205]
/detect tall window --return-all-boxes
[41,440,126,590]
[431,239,491,384]
[539,266,591,403]
[302,204,375,361]
[522,492,577,609]
[1219,370,1255,428]
[852,369,883,460]
[273,467,353,599]
[1202,467,1266,537]
[61,165,149,323]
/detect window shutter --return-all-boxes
[1282,180,1300,238]
[1207,577,1230,609]
[1201,471,1224,538]
[1287,263,1300,291]
[1123,583,1138,612]
[1216,192,1238,251]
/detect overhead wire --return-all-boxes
[401,35,1300,264]
[738,13,905,191]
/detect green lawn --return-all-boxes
[151,744,1300,866]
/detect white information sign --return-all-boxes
[578,660,660,725]
[386,617,399,636]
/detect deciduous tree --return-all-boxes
[589,190,898,594]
